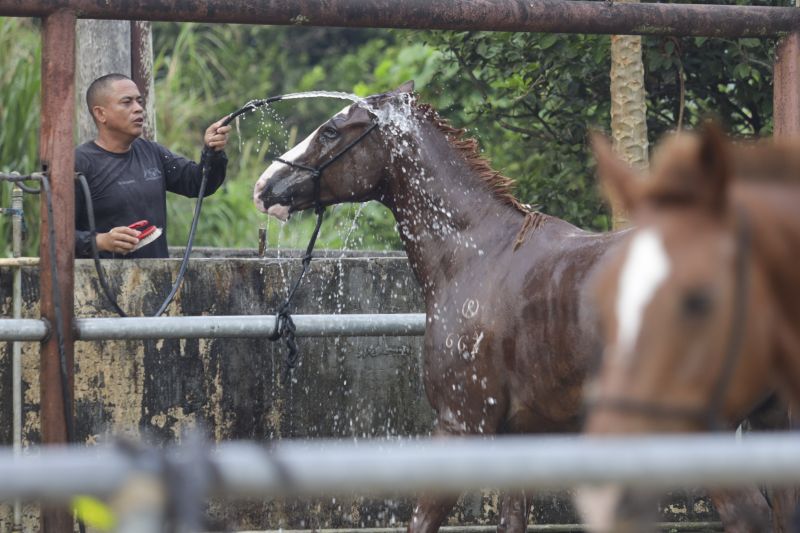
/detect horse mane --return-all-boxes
[732,139,800,183]
[642,133,800,207]
[412,102,547,248]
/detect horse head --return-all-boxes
[253,81,415,220]
[575,125,777,532]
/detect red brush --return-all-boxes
[128,220,163,251]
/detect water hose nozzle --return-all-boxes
[223,95,285,127]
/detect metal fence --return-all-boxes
[4,433,800,501]
[0,314,427,342]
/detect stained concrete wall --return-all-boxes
[0,252,717,531]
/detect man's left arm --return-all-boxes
[163,116,231,197]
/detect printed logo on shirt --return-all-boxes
[143,167,162,181]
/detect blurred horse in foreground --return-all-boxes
[579,125,800,532]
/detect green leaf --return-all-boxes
[538,34,558,50]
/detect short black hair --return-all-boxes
[86,73,132,118]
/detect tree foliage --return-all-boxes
[0,17,42,257]
[421,13,783,230]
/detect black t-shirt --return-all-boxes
[74,138,227,259]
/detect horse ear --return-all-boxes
[697,121,731,213]
[366,81,415,107]
[590,131,641,213]
[394,80,415,94]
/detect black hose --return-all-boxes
[40,175,89,533]
[39,175,76,443]
[220,95,284,127]
[153,162,208,317]
[77,174,129,316]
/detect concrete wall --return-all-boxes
[0,253,717,530]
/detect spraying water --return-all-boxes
[278,90,365,104]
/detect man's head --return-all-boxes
[86,74,145,141]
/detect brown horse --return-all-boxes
[253,82,624,532]
[253,85,785,531]
[579,126,800,532]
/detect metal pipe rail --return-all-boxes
[1,0,800,37]
[2,433,799,502]
[0,257,40,267]
[0,171,45,183]
[0,313,426,341]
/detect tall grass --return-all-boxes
[0,17,42,257]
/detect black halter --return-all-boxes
[275,121,379,212]
[267,120,379,383]
[587,207,752,430]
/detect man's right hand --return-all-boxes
[95,226,140,254]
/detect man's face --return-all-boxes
[94,79,145,139]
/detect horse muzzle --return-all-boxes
[254,186,292,221]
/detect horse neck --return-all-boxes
[379,121,525,290]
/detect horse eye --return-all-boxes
[682,288,712,318]
[321,127,339,140]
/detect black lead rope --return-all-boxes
[268,206,324,384]
[268,121,379,383]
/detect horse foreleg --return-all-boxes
[767,487,800,533]
[407,494,460,533]
[497,491,529,533]
[710,488,773,533]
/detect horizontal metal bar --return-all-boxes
[0,257,40,267]
[0,318,49,341]
[1,433,799,502]
[0,314,426,341]
[0,0,798,37]
[269,524,725,533]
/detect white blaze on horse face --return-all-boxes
[253,125,322,217]
[614,229,671,362]
[253,105,354,218]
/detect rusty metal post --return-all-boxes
[2,0,800,37]
[131,20,157,141]
[39,9,76,533]
[774,32,800,137]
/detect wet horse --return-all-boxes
[579,126,800,532]
[253,85,787,532]
[253,82,625,531]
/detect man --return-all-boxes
[75,73,231,258]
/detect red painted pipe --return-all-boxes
[39,9,76,532]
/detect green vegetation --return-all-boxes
[0,17,42,256]
[0,5,787,256]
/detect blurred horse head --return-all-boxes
[578,125,800,532]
